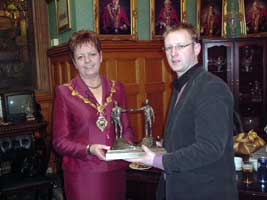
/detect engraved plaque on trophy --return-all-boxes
[106,99,165,161]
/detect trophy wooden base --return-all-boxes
[106,146,165,161]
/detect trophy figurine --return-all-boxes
[106,99,164,160]
[111,101,132,150]
[137,99,156,147]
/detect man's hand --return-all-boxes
[124,145,156,167]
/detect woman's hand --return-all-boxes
[89,144,110,160]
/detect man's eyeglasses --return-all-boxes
[163,42,194,53]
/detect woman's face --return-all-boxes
[73,42,102,80]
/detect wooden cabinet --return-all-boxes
[202,38,267,133]
[0,1,51,133]
[0,121,54,200]
[0,121,50,177]
[0,0,49,90]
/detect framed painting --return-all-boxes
[222,0,246,37]
[56,0,71,33]
[150,0,186,40]
[94,0,137,40]
[197,0,224,38]
[241,0,267,36]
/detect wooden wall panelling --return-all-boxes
[162,60,174,119]
[48,47,75,93]
[32,0,50,90]
[145,57,168,140]
[53,59,73,87]
[35,92,53,134]
[31,0,53,136]
[102,52,146,141]
[101,58,141,141]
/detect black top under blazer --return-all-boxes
[161,65,238,200]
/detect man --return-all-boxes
[125,23,238,200]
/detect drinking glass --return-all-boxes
[242,161,254,184]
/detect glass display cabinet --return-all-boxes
[202,38,267,133]
[203,40,234,90]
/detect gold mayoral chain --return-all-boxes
[65,81,116,132]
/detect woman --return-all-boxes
[53,30,134,200]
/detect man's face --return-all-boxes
[164,30,200,77]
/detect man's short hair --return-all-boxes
[163,23,199,43]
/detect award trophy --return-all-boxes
[111,100,133,150]
[106,99,165,161]
[134,99,156,147]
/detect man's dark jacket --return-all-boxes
[159,66,238,200]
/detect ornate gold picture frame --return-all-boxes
[56,0,71,33]
[94,0,137,40]
[241,0,267,37]
[150,0,186,40]
[197,0,224,38]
